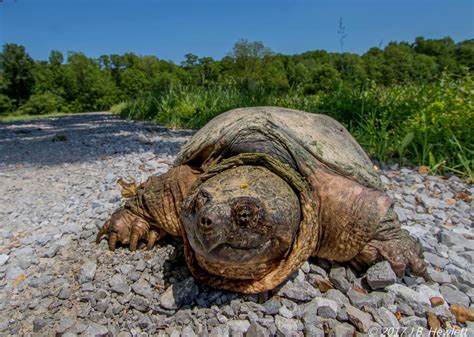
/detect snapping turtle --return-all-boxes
[96,107,427,293]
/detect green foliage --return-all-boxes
[17,92,66,115]
[61,52,118,112]
[1,44,36,105]
[122,72,473,179]
[0,94,14,114]
[110,102,129,115]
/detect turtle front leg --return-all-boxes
[309,170,427,279]
[96,208,164,251]
[96,165,200,251]
[350,208,427,278]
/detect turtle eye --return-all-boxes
[238,207,253,223]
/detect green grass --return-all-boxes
[118,72,474,181]
[0,112,76,123]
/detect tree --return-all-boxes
[182,53,199,67]
[0,43,35,105]
[456,39,474,70]
[49,50,64,66]
[229,39,272,75]
[413,37,457,72]
[62,52,117,111]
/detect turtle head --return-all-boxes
[181,165,301,275]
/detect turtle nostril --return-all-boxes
[199,216,213,229]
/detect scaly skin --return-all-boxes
[96,165,199,250]
[308,169,427,278]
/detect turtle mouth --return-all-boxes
[221,237,271,251]
[193,225,271,253]
[202,238,275,264]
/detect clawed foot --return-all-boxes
[351,229,428,279]
[96,208,162,251]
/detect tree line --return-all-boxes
[0,36,473,115]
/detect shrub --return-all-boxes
[0,94,14,114]
[18,92,66,115]
[110,102,129,115]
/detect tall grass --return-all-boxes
[114,72,473,181]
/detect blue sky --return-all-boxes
[1,0,473,63]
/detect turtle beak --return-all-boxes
[194,203,232,253]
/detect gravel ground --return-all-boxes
[0,112,473,336]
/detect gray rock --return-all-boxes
[274,315,299,336]
[415,284,451,316]
[42,244,60,258]
[5,265,24,281]
[117,333,132,337]
[325,289,350,304]
[366,261,396,289]
[304,325,325,337]
[105,173,116,184]
[394,205,407,222]
[0,254,9,266]
[278,306,293,318]
[458,272,474,289]
[448,253,470,269]
[445,264,466,277]
[427,268,451,284]
[61,333,77,337]
[135,260,147,272]
[399,316,427,328]
[301,261,311,273]
[345,304,374,332]
[423,252,449,268]
[263,298,281,315]
[130,296,149,312]
[58,285,71,300]
[329,267,351,293]
[313,297,340,319]
[386,284,430,316]
[417,193,439,209]
[83,322,109,337]
[131,279,154,298]
[309,264,327,277]
[278,280,319,301]
[181,326,197,337]
[78,260,96,284]
[397,302,415,316]
[29,274,54,288]
[228,320,250,334]
[460,251,474,264]
[117,263,134,275]
[440,285,470,307]
[109,274,130,295]
[209,325,229,337]
[160,277,199,309]
[438,230,474,250]
[33,319,48,332]
[246,322,269,337]
[347,289,383,309]
[56,317,75,334]
[375,307,400,328]
[332,323,355,337]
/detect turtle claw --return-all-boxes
[96,208,161,251]
[351,229,428,279]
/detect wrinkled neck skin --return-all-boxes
[180,153,320,294]
[124,165,200,236]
